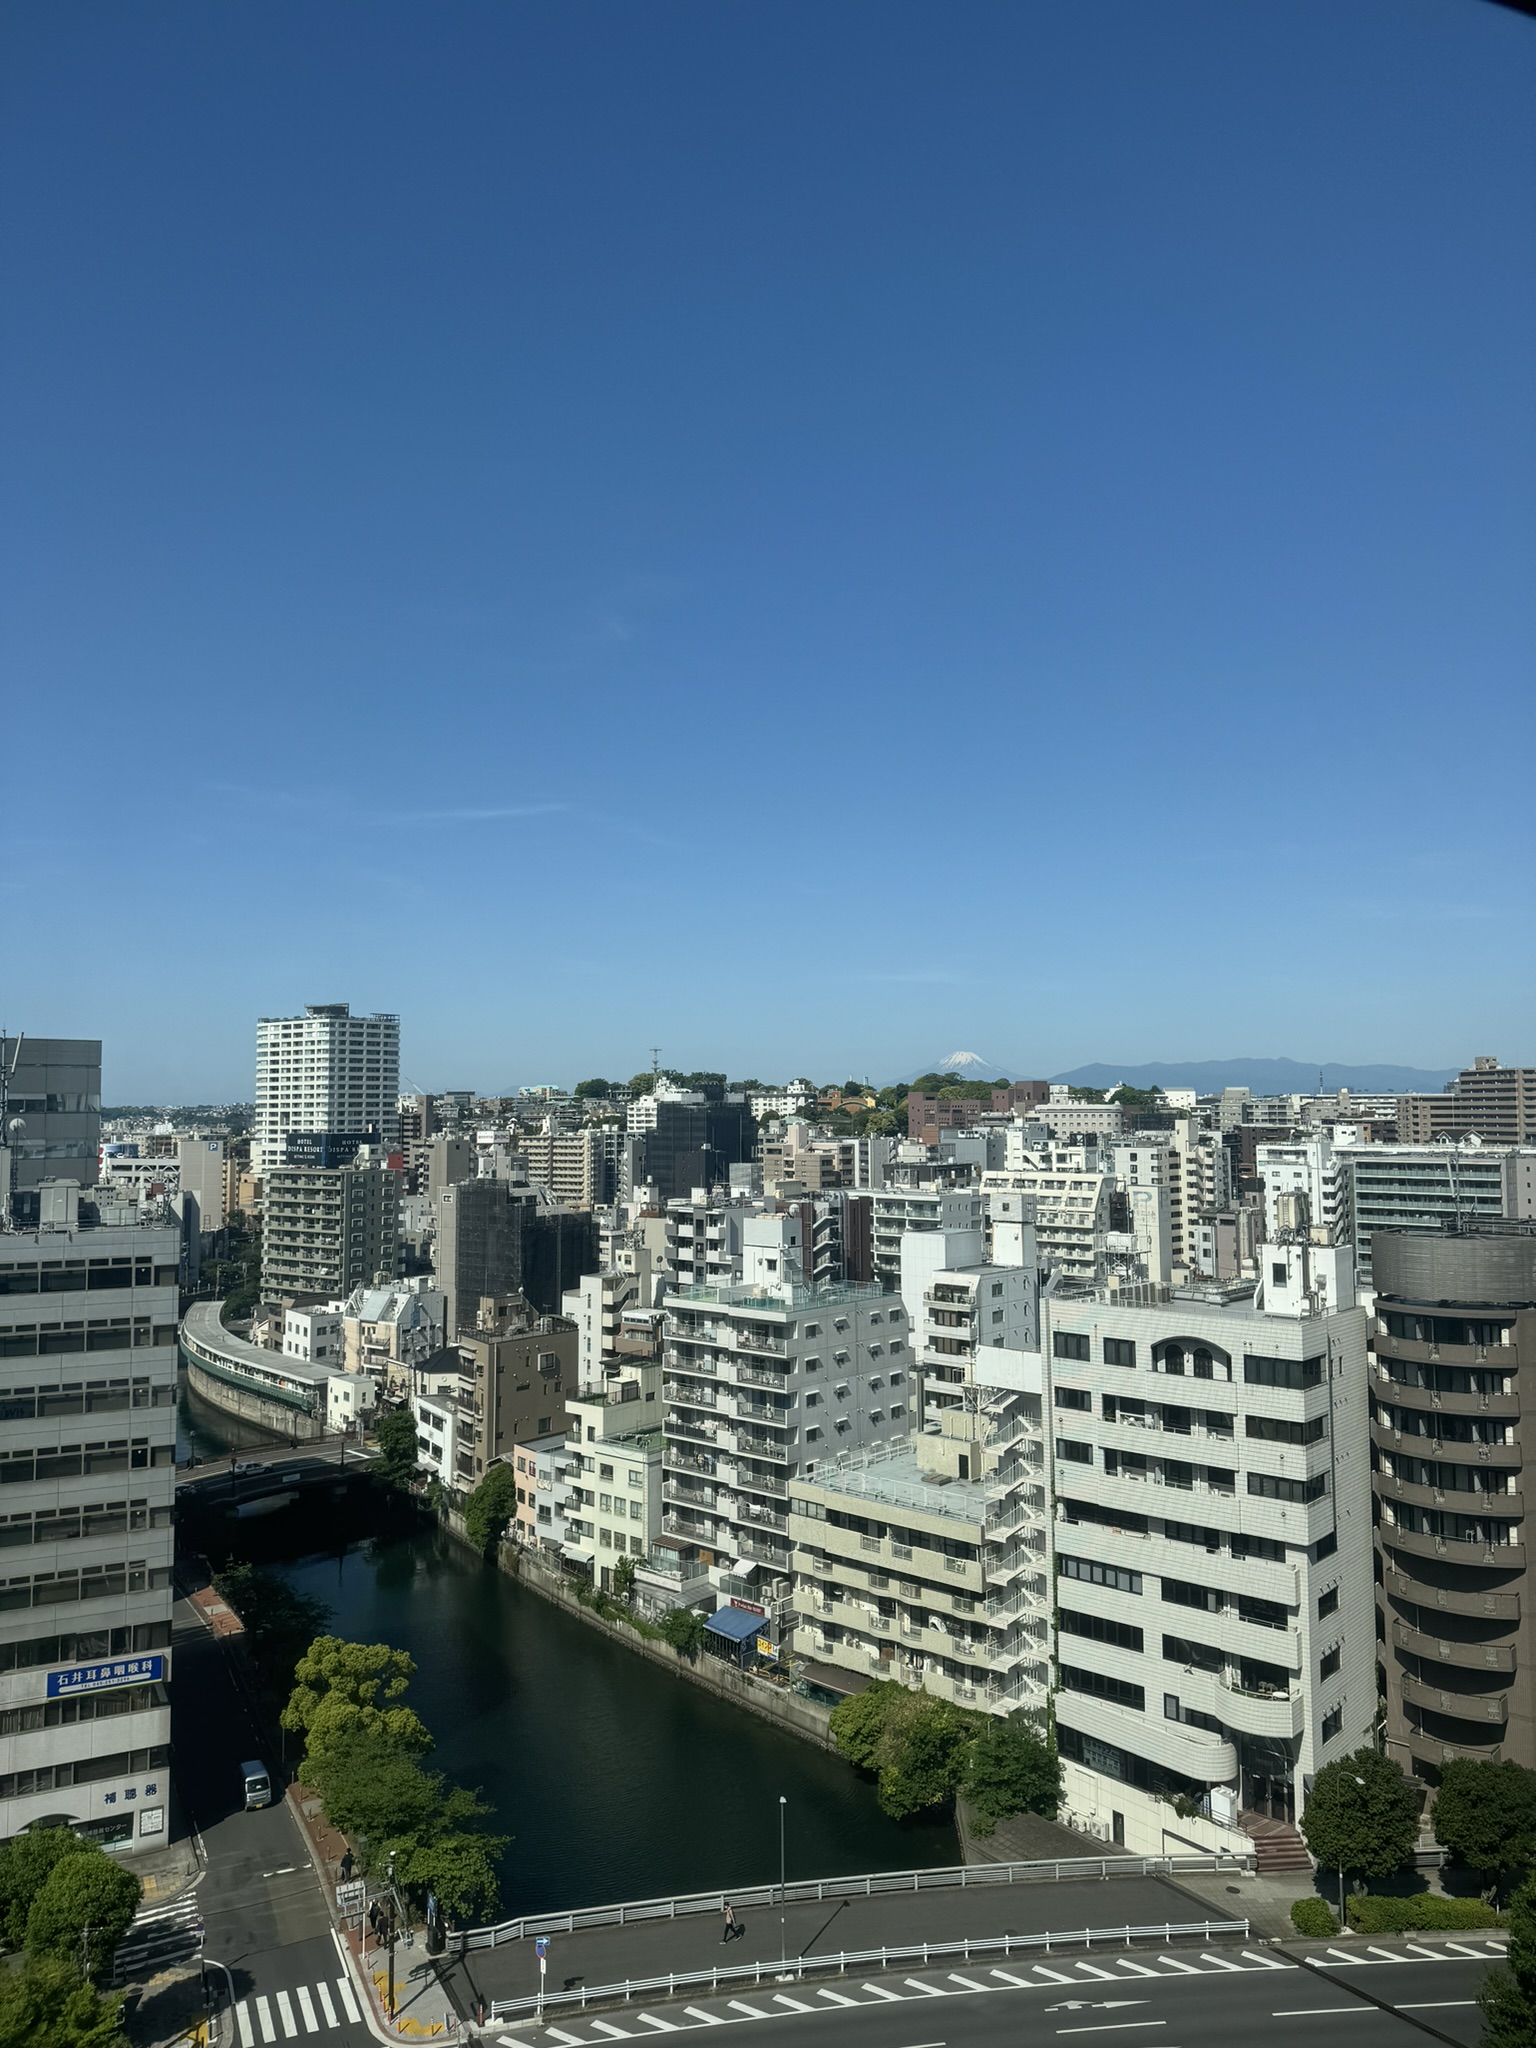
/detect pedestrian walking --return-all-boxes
[721,1900,737,1944]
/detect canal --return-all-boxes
[177,1375,959,1916]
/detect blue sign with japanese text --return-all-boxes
[47,1654,164,1698]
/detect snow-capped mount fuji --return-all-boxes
[891,1051,1016,1085]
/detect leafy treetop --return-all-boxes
[1433,1759,1536,1890]
[1479,1872,1536,2048]
[1299,1748,1419,1881]
[282,1637,432,1759]
[465,1464,518,1556]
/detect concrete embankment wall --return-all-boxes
[184,1356,326,1439]
[439,1508,837,1753]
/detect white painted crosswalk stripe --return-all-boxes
[256,1995,277,2044]
[276,1989,298,2038]
[297,1986,319,2032]
[316,1983,338,2028]
[237,2002,256,2048]
[335,1979,360,2025]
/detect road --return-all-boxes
[178,1438,367,1486]
[479,1941,1502,2048]
[171,1598,374,2042]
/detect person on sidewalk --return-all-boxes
[721,1901,737,1944]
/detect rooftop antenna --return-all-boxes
[649,1047,662,1082]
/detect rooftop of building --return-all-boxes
[183,1298,335,1387]
[795,1441,991,1521]
[665,1277,888,1312]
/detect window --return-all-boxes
[1162,1634,1222,1673]
[1056,1439,1093,1465]
[1060,1665,1144,1712]
[1317,1586,1339,1620]
[991,1310,1003,1324]
[1162,1577,1222,1613]
[1053,1331,1090,1361]
[1272,1263,1288,1286]
[1320,1646,1341,1680]
[1231,1532,1287,1563]
[1054,1387,1091,1412]
[599,1463,614,1481]
[1103,1338,1136,1368]
[1246,1415,1325,1446]
[1060,1556,1141,1596]
[1243,1354,1323,1390]
[1237,1595,1290,1630]
[1247,1471,1328,1504]
[1321,1707,1343,1743]
[1163,1520,1222,1550]
[628,1470,643,1488]
[1061,1609,1143,1652]
[1062,1497,1147,1535]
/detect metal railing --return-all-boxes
[461,1852,1254,1949]
[486,1918,1251,2017]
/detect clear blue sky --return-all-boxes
[3,1,1532,1101]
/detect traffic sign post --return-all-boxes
[535,1935,549,2019]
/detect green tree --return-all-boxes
[0,1953,128,2048]
[1479,1873,1536,2048]
[1299,1749,1419,1897]
[0,1828,93,1948]
[628,1072,660,1096]
[963,1714,1061,1833]
[464,1464,519,1556]
[612,1554,638,1601]
[874,1692,978,1819]
[573,1079,611,1099]
[212,1563,330,1686]
[829,1681,901,1771]
[282,1638,431,1759]
[391,1822,506,1923]
[24,1852,141,1978]
[658,1607,707,1657]
[1432,1759,1536,1898]
[371,1408,420,1490]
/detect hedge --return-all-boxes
[1290,1898,1340,1937]
[1346,1894,1505,1934]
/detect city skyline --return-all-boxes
[5,0,1533,1100]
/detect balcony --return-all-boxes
[1392,1623,1516,1675]
[1408,1738,1502,1768]
[1057,1688,1237,1787]
[664,1446,717,1477]
[1372,1370,1519,1422]
[1378,1472,1523,1520]
[1400,1672,1508,1725]
[1380,1524,1525,1570]
[1370,1413,1514,1463]
[734,1362,785,1391]
[664,1382,719,1410]
[1383,1571,1520,1624]
[665,1417,719,1447]
[1217,1675,1305,1740]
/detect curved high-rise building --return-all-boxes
[1372,1226,1534,1778]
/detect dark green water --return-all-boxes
[178,1374,958,1915]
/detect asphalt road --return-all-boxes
[478,1943,1501,2048]
[172,1601,372,2041]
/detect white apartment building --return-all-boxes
[283,1305,342,1364]
[1043,1241,1373,1848]
[1039,1100,1127,1142]
[341,1280,446,1386]
[666,1196,751,1288]
[1256,1137,1347,1246]
[0,1221,180,1855]
[989,1141,1114,1282]
[327,1371,377,1433]
[558,1367,664,1593]
[871,1187,983,1287]
[1343,1139,1536,1283]
[661,1215,913,1645]
[523,1123,623,1210]
[253,1003,400,1172]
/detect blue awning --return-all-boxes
[704,1605,763,1643]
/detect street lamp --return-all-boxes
[778,1795,788,1972]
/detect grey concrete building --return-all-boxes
[0,1219,179,1854]
[260,1159,402,1302]
[1,1036,102,1217]
[1371,1225,1536,1780]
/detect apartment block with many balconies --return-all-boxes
[1370,1225,1536,1781]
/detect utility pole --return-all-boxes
[778,1795,787,1971]
[385,1855,398,2017]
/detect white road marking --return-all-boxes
[638,2017,680,2031]
[1272,2008,1370,2018]
[1032,1966,1077,1983]
[726,2003,769,2019]
[335,1978,360,2025]
[682,2011,724,2026]
[1199,1953,1244,1971]
[1366,1947,1402,1961]
[1072,1963,1116,1979]
[589,2024,633,2039]
[1054,2027,1165,2038]
[1324,1949,1358,1965]
[816,1990,860,2006]
[255,1995,277,2044]
[1444,1942,1487,1958]
[860,1984,903,2001]
[276,1990,298,2038]
[236,2002,255,2048]
[1113,1960,1157,1976]
[947,1973,988,1990]
[316,1984,338,2028]
[770,1997,813,2013]
[903,1979,945,1997]
[1241,1952,1289,1970]
[1398,2002,1478,2012]
[1155,1957,1199,1974]
[545,2030,588,2045]
[989,1969,1034,1987]
[500,2038,538,2046]
[297,1986,319,2032]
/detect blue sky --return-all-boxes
[3,1,1532,1101]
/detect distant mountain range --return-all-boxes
[1049,1058,1460,1097]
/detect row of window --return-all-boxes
[0,1501,174,1548]
[0,1441,176,1483]
[0,1262,177,1296]
[1058,1442,1328,1503]
[0,1563,174,1611]
[0,1744,170,1800]
[1381,1312,1510,1349]
[0,1681,167,1735]
[795,1500,979,1560]
[1057,1556,1296,1627]
[0,1620,172,1674]
[0,1324,177,1357]
[0,1378,176,1418]
[1060,1496,1338,1564]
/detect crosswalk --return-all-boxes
[1305,1938,1508,1968]
[110,1893,204,1985]
[493,1948,1301,2044]
[232,1976,364,2043]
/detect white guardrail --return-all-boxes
[463,1851,1252,1950]
[487,1919,1252,2019]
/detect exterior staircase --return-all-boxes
[1240,1811,1313,1875]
